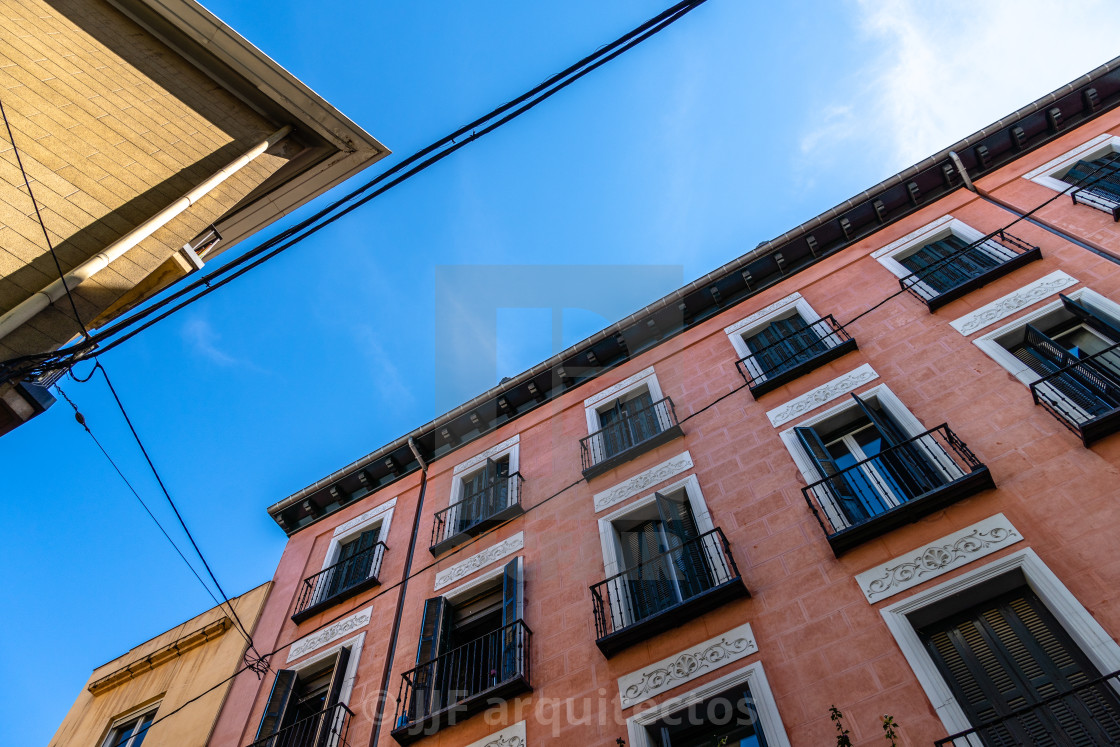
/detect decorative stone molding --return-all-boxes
[288,606,372,662]
[594,452,693,512]
[723,292,802,336]
[766,364,878,427]
[950,271,1077,336]
[435,532,524,591]
[465,721,527,747]
[618,623,757,708]
[453,434,520,476]
[333,497,396,538]
[89,617,232,694]
[584,366,657,408]
[856,514,1022,603]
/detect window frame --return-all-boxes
[1023,132,1120,195]
[318,497,396,578]
[723,292,836,384]
[625,661,792,747]
[583,366,667,435]
[880,548,1120,738]
[447,435,520,510]
[972,286,1120,385]
[101,702,161,747]
[438,555,525,623]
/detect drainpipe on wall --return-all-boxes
[0,125,293,342]
[369,437,429,747]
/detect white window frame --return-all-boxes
[723,292,836,384]
[440,555,525,622]
[1023,132,1120,195]
[871,215,1018,303]
[625,660,792,747]
[101,701,161,747]
[880,548,1120,738]
[285,632,366,747]
[778,383,964,531]
[319,497,396,576]
[448,434,520,508]
[973,286,1120,386]
[582,367,671,452]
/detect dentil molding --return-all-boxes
[594,452,694,512]
[766,364,879,427]
[856,514,1022,603]
[950,271,1077,336]
[618,622,757,708]
[287,606,372,662]
[435,532,524,590]
[465,721,526,747]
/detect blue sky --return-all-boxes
[7,1,1120,744]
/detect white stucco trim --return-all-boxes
[446,435,521,512]
[880,548,1120,738]
[949,271,1078,336]
[1023,132,1120,193]
[765,364,879,427]
[582,367,665,434]
[439,556,524,622]
[869,216,996,302]
[722,292,837,384]
[434,532,524,591]
[463,720,527,747]
[321,498,396,574]
[593,451,694,513]
[625,661,792,747]
[285,630,366,747]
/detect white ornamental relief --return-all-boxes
[287,606,372,662]
[465,720,527,747]
[766,364,879,427]
[594,452,694,512]
[434,532,524,590]
[618,623,757,708]
[950,271,1077,336]
[856,514,1022,603]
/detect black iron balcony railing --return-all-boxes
[1071,163,1120,221]
[1030,341,1120,446]
[292,542,387,623]
[580,396,682,479]
[734,315,857,397]
[246,702,354,747]
[391,620,531,744]
[802,425,994,556]
[430,473,524,555]
[899,230,1042,311]
[934,669,1120,746]
[590,528,748,657]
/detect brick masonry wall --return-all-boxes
[216,108,1120,747]
[0,0,288,360]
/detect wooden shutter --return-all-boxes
[500,557,523,679]
[850,392,941,497]
[655,491,711,598]
[795,425,868,525]
[255,669,296,740]
[921,589,1120,745]
[409,597,451,721]
[312,648,351,747]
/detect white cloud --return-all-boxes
[802,0,1120,176]
[181,316,269,373]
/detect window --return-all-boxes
[781,386,992,554]
[252,646,356,747]
[581,368,681,477]
[974,289,1120,444]
[593,477,746,655]
[725,293,854,396]
[293,501,392,622]
[433,438,524,554]
[872,216,1040,310]
[1024,133,1120,220]
[881,549,1120,744]
[102,706,158,747]
[393,558,529,741]
[626,662,792,747]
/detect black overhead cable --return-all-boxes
[0,0,711,383]
[0,95,89,339]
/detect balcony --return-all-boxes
[430,473,524,556]
[1070,167,1120,221]
[1030,341,1120,446]
[590,528,748,657]
[246,703,353,747]
[580,396,683,479]
[935,669,1120,746]
[899,230,1042,311]
[801,425,994,556]
[292,542,387,623]
[734,315,857,398]
[391,620,531,744]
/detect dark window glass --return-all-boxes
[743,314,824,378]
[647,684,767,747]
[899,234,1002,295]
[1061,151,1120,202]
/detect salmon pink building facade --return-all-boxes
[213,56,1120,747]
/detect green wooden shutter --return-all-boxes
[500,557,522,679]
[255,669,297,741]
[312,648,351,747]
[410,597,451,721]
[921,589,1120,745]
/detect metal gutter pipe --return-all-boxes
[0,125,293,341]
